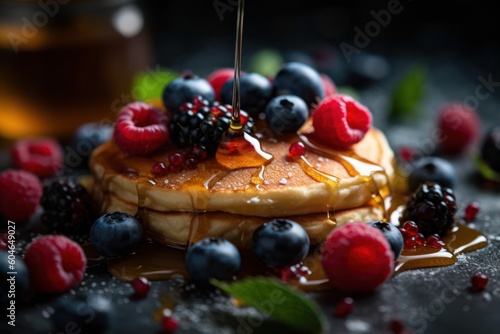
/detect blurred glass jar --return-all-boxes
[0,0,152,141]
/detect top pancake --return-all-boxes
[90,126,395,217]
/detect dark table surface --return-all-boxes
[2,24,500,334]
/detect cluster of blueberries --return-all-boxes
[163,62,325,135]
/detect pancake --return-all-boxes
[90,124,395,248]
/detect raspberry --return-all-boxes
[40,177,93,234]
[401,182,457,236]
[436,102,480,155]
[114,102,169,156]
[320,73,337,97]
[0,169,42,222]
[11,138,63,178]
[24,235,87,293]
[312,94,372,148]
[207,68,234,102]
[321,222,394,292]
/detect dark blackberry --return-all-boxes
[40,177,94,235]
[401,182,457,236]
[168,97,254,154]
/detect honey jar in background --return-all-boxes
[0,0,153,142]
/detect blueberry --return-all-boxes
[367,221,403,260]
[52,294,114,334]
[480,126,500,173]
[0,250,29,306]
[273,62,324,108]
[408,157,457,192]
[162,72,215,112]
[185,237,241,283]
[264,95,308,133]
[252,219,310,268]
[220,72,273,116]
[90,212,143,257]
[71,122,113,169]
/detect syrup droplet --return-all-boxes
[215,0,272,169]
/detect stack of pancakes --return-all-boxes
[90,127,395,249]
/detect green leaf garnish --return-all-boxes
[211,277,327,334]
[474,155,500,182]
[131,68,179,101]
[249,49,284,78]
[389,64,427,119]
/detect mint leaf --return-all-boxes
[211,277,326,334]
[474,155,500,182]
[249,49,284,78]
[389,65,427,119]
[132,68,178,101]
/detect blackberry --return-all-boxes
[40,177,94,235]
[401,182,457,236]
[168,97,254,154]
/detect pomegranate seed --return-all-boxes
[471,273,489,291]
[398,146,415,162]
[398,228,409,239]
[404,236,417,249]
[334,297,355,318]
[161,310,179,333]
[192,146,207,161]
[184,157,197,169]
[132,276,151,298]
[402,221,418,237]
[426,235,445,249]
[416,233,426,246]
[279,264,311,281]
[169,153,185,167]
[152,162,169,176]
[464,202,480,221]
[288,142,306,159]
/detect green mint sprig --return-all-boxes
[389,64,427,119]
[211,277,327,334]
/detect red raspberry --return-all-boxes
[114,102,169,156]
[312,94,372,149]
[321,73,337,97]
[437,102,480,155]
[207,68,234,101]
[24,235,86,294]
[321,222,394,292]
[0,169,42,222]
[11,138,63,178]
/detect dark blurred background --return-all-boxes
[143,0,500,73]
[1,0,499,141]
